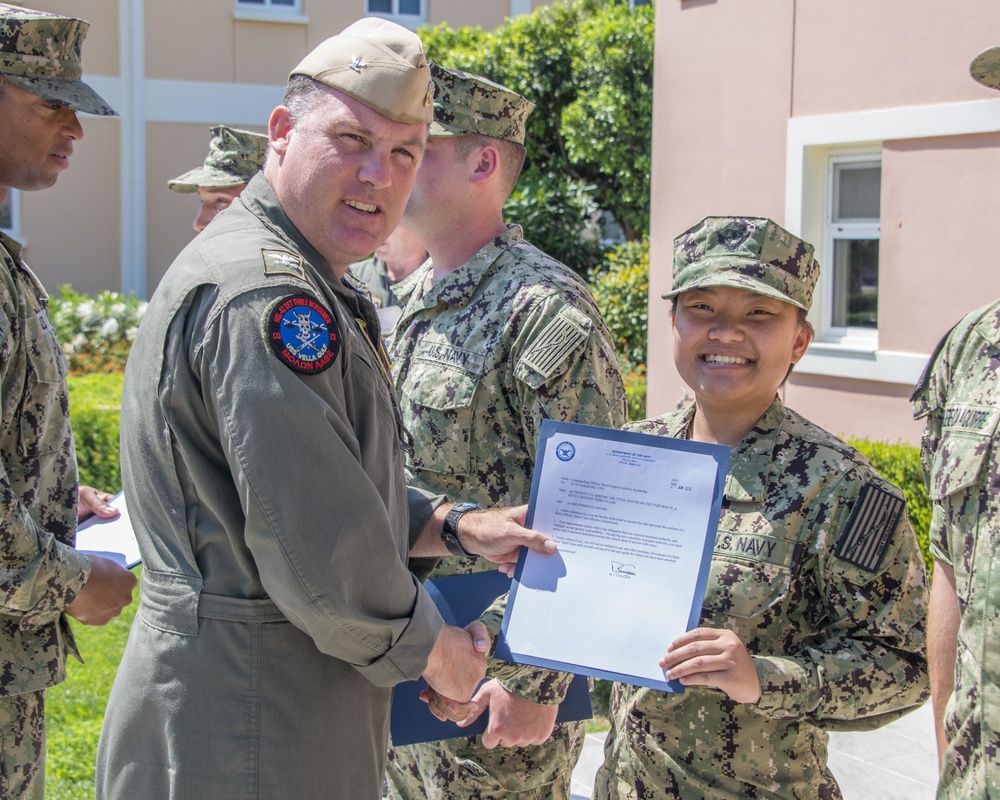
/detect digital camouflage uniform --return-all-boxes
[0,232,89,800]
[595,216,929,799]
[386,222,626,800]
[167,125,268,192]
[382,64,624,799]
[0,6,116,798]
[594,399,929,800]
[912,299,1000,798]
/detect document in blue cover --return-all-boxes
[495,420,730,694]
[389,570,592,747]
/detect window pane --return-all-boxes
[834,164,881,221]
[237,0,266,5]
[367,0,393,12]
[272,0,295,5]
[831,238,879,328]
[399,0,421,14]
[0,195,11,230]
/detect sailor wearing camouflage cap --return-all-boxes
[385,62,625,800]
[593,216,929,799]
[168,125,268,232]
[0,5,136,800]
[97,18,549,800]
[912,43,1000,800]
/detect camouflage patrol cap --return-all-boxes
[429,63,535,144]
[970,46,1000,90]
[0,4,115,116]
[665,216,820,311]
[290,17,433,125]
[168,126,268,193]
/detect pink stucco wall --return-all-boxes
[649,0,1000,445]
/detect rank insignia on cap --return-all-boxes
[262,248,305,278]
[834,481,904,573]
[350,55,367,73]
[263,295,340,374]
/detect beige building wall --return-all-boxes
[11,0,548,301]
[650,0,1000,444]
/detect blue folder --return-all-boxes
[389,570,592,747]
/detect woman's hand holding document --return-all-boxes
[496,420,729,693]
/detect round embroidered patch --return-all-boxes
[263,294,340,374]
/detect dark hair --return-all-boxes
[451,133,526,199]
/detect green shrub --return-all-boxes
[49,285,146,375]
[590,240,649,420]
[846,437,933,571]
[68,373,124,492]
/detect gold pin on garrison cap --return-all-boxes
[666,216,821,312]
[289,17,433,125]
[168,126,268,193]
[0,3,115,116]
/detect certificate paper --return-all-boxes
[496,420,729,693]
[75,491,142,569]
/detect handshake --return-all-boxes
[416,503,560,748]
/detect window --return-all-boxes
[367,0,425,27]
[1,191,19,241]
[822,153,881,345]
[236,0,298,8]
[233,0,306,24]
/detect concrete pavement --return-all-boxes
[570,700,937,799]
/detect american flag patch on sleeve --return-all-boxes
[834,481,905,573]
[519,309,588,379]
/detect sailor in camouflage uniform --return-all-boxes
[594,216,929,799]
[385,64,627,800]
[168,125,267,233]
[910,46,1000,800]
[0,5,136,798]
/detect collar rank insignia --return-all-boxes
[350,55,367,74]
[263,294,340,375]
[262,248,305,278]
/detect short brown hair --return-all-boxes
[451,133,526,200]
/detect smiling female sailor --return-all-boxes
[593,216,930,799]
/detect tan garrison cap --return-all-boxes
[429,63,535,144]
[169,126,268,193]
[666,216,821,312]
[0,3,115,116]
[290,17,432,125]
[971,45,1000,90]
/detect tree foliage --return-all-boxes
[419,0,654,273]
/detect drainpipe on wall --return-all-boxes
[119,0,146,297]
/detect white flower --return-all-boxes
[76,301,94,318]
[100,318,119,337]
[125,327,139,342]
[72,333,87,348]
[109,302,127,317]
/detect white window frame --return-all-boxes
[784,97,1000,386]
[233,0,308,26]
[366,0,427,30]
[1,191,21,242]
[820,149,881,349]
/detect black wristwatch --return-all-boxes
[441,502,482,557]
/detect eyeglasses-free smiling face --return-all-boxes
[672,285,812,422]
[267,86,427,275]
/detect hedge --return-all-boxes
[67,372,124,492]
